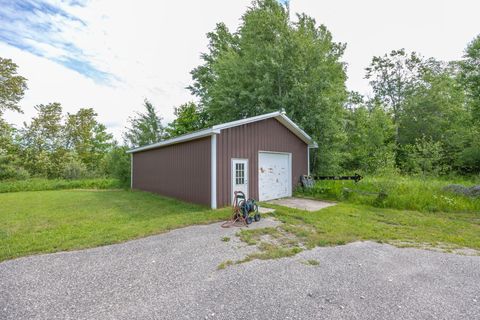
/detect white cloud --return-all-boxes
[291,0,480,95]
[2,0,479,141]
[2,0,251,140]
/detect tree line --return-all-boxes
[1,0,479,185]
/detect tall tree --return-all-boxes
[0,58,28,179]
[342,102,395,173]
[398,63,468,170]
[0,57,27,115]
[0,118,29,180]
[124,99,164,147]
[399,64,466,144]
[101,143,131,186]
[65,108,113,170]
[190,0,348,174]
[365,49,435,143]
[165,102,207,138]
[20,103,67,177]
[459,34,480,123]
[457,35,480,173]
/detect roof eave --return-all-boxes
[127,110,318,153]
[127,128,220,154]
[275,113,316,146]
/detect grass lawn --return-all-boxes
[234,202,480,264]
[0,189,230,262]
[2,179,479,264]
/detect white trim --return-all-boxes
[211,134,217,209]
[258,150,293,155]
[130,153,133,189]
[213,111,281,131]
[307,146,310,176]
[127,111,317,154]
[275,113,317,147]
[126,128,220,153]
[258,151,292,201]
[231,158,249,204]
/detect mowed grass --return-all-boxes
[297,175,480,213]
[0,190,230,261]
[234,203,480,264]
[272,204,480,249]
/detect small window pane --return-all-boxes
[235,163,245,185]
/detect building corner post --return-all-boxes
[130,153,133,190]
[211,134,217,209]
[307,146,310,176]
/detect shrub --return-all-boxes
[102,146,131,187]
[0,152,30,180]
[400,137,448,176]
[297,175,480,213]
[0,164,30,180]
[62,158,88,180]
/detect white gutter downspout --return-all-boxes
[211,134,217,209]
[130,153,133,189]
[307,146,310,176]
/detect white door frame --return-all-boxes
[231,158,249,203]
[258,151,292,201]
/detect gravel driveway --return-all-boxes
[1,218,479,320]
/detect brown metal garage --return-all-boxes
[128,111,317,208]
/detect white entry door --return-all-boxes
[232,159,248,203]
[258,152,291,201]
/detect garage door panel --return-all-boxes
[258,152,291,201]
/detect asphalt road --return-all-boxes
[1,218,479,320]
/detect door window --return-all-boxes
[235,163,245,185]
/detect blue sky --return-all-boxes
[1,0,479,140]
[0,0,113,82]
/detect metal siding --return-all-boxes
[132,137,211,206]
[216,118,308,207]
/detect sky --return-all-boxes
[1,0,479,140]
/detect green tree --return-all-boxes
[61,153,88,180]
[0,58,28,180]
[165,102,207,138]
[342,101,396,174]
[124,99,164,147]
[0,57,27,115]
[455,36,480,173]
[102,143,131,186]
[400,136,447,176]
[459,34,480,123]
[398,63,469,171]
[0,118,29,180]
[456,126,480,174]
[190,0,348,173]
[365,49,436,143]
[0,118,16,154]
[20,103,68,177]
[65,108,113,171]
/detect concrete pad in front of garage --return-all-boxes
[267,197,336,211]
[258,206,275,214]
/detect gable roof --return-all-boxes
[127,111,317,154]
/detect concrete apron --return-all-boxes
[266,197,336,211]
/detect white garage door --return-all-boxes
[258,152,291,201]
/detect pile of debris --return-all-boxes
[443,184,480,197]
